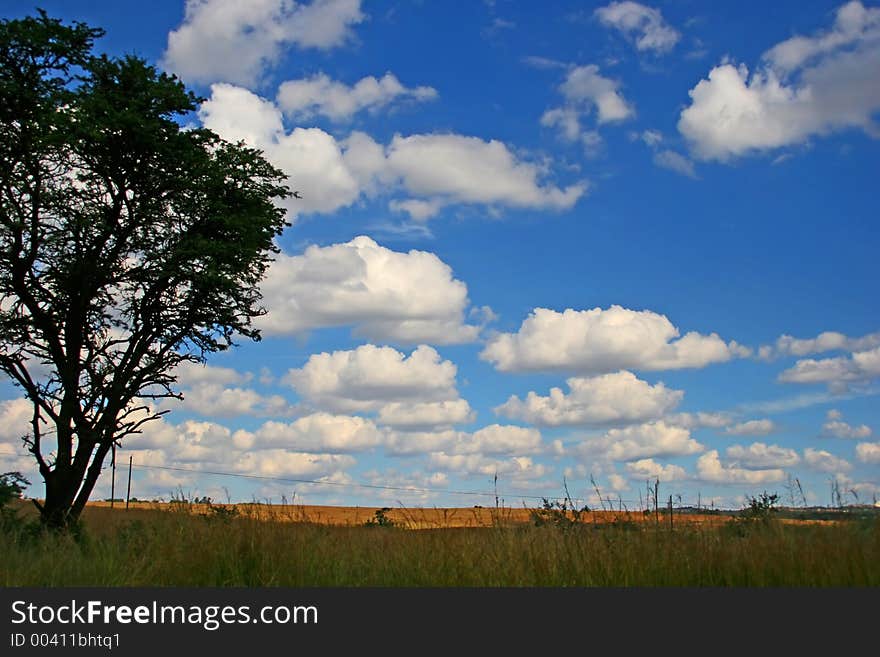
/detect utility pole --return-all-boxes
[110,444,116,508]
[125,455,133,510]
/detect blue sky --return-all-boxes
[2,0,879,509]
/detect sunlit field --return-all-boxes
[2,500,878,587]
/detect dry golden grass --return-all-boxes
[83,500,760,528]
[4,499,875,586]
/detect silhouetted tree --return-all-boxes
[0,12,290,528]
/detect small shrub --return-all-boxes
[0,471,30,529]
[530,497,590,529]
[365,507,395,528]
[743,491,780,521]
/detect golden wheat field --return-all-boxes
[79,500,837,529]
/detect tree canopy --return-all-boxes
[0,11,291,528]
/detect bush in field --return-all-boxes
[365,508,395,528]
[0,471,30,531]
[531,497,591,529]
[743,492,780,522]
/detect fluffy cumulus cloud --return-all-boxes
[256,236,483,344]
[595,2,681,53]
[428,453,549,481]
[665,411,732,430]
[577,421,703,462]
[172,384,293,418]
[724,419,776,436]
[777,346,880,389]
[0,397,31,443]
[696,450,786,484]
[0,398,34,473]
[560,65,634,124]
[804,448,852,473]
[625,458,687,481]
[763,330,880,359]
[199,85,586,220]
[163,0,365,85]
[856,442,880,463]
[120,414,361,490]
[679,1,880,161]
[233,450,355,479]
[199,84,364,216]
[822,409,873,439]
[277,72,437,121]
[541,65,634,149]
[384,133,587,219]
[376,400,475,430]
[481,306,749,374]
[284,344,460,413]
[725,442,800,469]
[495,370,683,427]
[385,424,542,457]
[234,413,386,453]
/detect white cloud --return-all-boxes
[560,65,634,124]
[625,458,687,481]
[174,362,249,387]
[725,442,800,468]
[555,64,634,126]
[386,424,542,457]
[428,453,549,481]
[665,411,732,430]
[696,450,786,484]
[234,449,355,478]
[541,64,634,149]
[199,84,363,216]
[652,150,698,178]
[822,409,873,438]
[0,398,32,443]
[200,85,586,221]
[577,421,704,462]
[679,2,880,160]
[778,346,880,388]
[724,419,776,436]
[284,344,460,413]
[0,399,33,476]
[763,330,880,359]
[173,384,293,418]
[540,107,584,142]
[763,1,880,73]
[804,448,852,473]
[237,413,386,453]
[383,133,587,215]
[257,236,483,343]
[127,415,359,482]
[463,425,543,456]
[633,129,698,178]
[163,0,365,86]
[606,473,629,491]
[495,370,683,426]
[376,400,475,430]
[388,198,444,222]
[481,306,749,374]
[277,72,437,121]
[595,2,681,54]
[856,441,880,463]
[637,129,663,147]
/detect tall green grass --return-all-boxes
[2,505,878,586]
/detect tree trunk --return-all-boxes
[36,468,80,529]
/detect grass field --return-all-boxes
[2,500,879,586]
